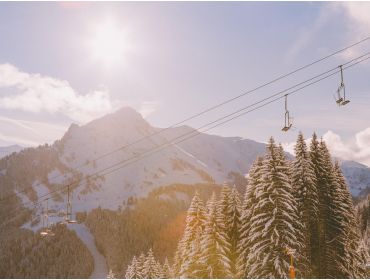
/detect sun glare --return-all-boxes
[89,20,127,66]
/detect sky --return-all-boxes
[0,2,370,166]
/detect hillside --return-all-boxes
[0,107,369,231]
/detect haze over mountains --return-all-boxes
[1,107,369,230]
[0,144,23,159]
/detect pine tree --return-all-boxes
[107,269,115,279]
[333,161,367,278]
[291,132,318,277]
[125,256,142,279]
[136,253,146,278]
[218,184,241,278]
[246,137,301,278]
[198,192,231,278]
[318,141,351,278]
[162,258,173,278]
[142,249,159,279]
[184,226,204,278]
[156,260,164,279]
[172,245,182,277]
[226,186,241,278]
[237,156,264,278]
[174,191,207,278]
[309,133,330,277]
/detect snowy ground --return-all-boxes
[67,223,108,279]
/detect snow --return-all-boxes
[33,181,51,200]
[47,169,73,185]
[68,223,108,279]
[12,106,370,229]
[174,144,209,168]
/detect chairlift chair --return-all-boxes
[281,95,293,132]
[335,65,350,106]
[40,199,54,237]
[65,185,77,224]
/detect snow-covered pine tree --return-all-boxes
[318,140,351,278]
[309,133,330,277]
[218,184,232,233]
[333,161,367,278]
[172,245,182,277]
[246,137,301,278]
[125,256,142,279]
[218,185,241,278]
[227,186,241,278]
[142,249,159,279]
[291,132,318,277]
[107,269,115,279]
[136,253,146,278]
[162,258,173,278]
[184,226,204,278]
[174,191,207,278]
[237,156,264,278]
[155,260,164,279]
[198,192,231,278]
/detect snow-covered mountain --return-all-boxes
[339,160,370,198]
[0,145,23,159]
[51,107,266,212]
[1,107,369,231]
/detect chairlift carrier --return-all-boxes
[65,184,77,224]
[40,198,55,237]
[335,65,350,106]
[281,95,293,132]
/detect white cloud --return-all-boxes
[283,128,370,167]
[0,116,68,147]
[285,3,370,62]
[330,2,370,60]
[0,132,41,147]
[0,63,114,123]
[323,128,370,167]
[337,2,370,34]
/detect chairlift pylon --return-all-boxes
[65,185,77,224]
[335,65,350,106]
[281,95,293,132]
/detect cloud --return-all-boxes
[283,128,370,167]
[0,116,68,146]
[0,132,41,147]
[329,2,370,59]
[323,128,370,167]
[285,3,370,62]
[336,2,370,35]
[323,129,370,167]
[284,5,331,62]
[0,63,114,123]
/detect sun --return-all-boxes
[89,19,127,65]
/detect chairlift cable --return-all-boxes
[1,52,370,219]
[1,36,369,205]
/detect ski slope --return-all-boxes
[68,223,108,279]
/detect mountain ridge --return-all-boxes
[0,107,369,232]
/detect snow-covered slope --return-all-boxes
[2,107,370,230]
[0,144,23,159]
[51,107,266,213]
[340,160,370,197]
